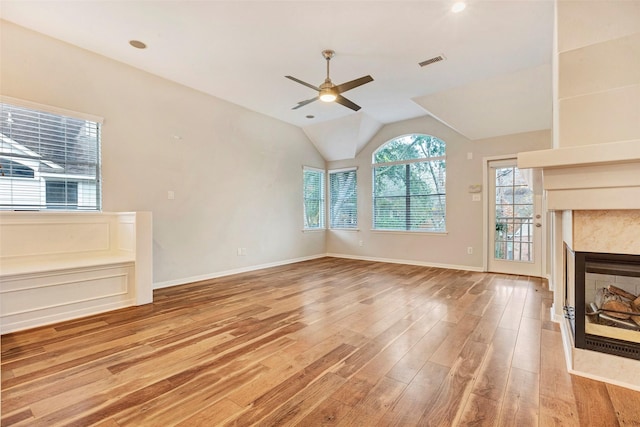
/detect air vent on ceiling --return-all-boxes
[419,54,446,67]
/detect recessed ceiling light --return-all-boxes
[306,115,315,119]
[129,40,147,49]
[452,2,466,13]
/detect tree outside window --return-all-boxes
[372,134,446,232]
[303,168,325,229]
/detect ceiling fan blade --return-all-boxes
[335,95,361,111]
[292,96,319,110]
[334,75,373,94]
[285,76,321,92]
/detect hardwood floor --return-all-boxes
[2,257,640,426]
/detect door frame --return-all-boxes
[482,154,546,277]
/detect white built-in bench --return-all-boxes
[0,211,152,334]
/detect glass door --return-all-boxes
[488,159,542,276]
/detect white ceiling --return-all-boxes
[0,0,554,161]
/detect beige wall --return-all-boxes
[0,21,326,287]
[327,116,551,270]
[0,19,553,283]
[556,0,640,147]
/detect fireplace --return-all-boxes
[568,250,640,360]
[518,141,640,388]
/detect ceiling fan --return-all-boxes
[286,50,373,112]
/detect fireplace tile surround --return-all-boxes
[573,210,640,255]
[565,211,640,390]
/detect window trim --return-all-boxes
[1,96,104,124]
[0,98,103,211]
[371,134,447,233]
[302,166,325,230]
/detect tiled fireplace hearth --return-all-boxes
[519,141,640,390]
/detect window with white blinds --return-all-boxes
[373,134,446,232]
[0,101,101,211]
[303,167,325,229]
[329,168,357,229]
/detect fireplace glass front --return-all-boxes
[574,252,640,360]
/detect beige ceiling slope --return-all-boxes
[413,64,553,141]
[0,0,554,158]
[302,113,383,162]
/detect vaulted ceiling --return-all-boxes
[0,1,554,161]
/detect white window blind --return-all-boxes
[329,168,357,229]
[0,101,101,210]
[372,134,446,232]
[303,167,325,229]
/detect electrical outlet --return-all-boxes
[467,246,473,255]
[167,190,175,200]
[359,240,364,247]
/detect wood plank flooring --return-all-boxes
[2,257,640,426]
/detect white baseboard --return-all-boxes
[559,316,575,372]
[326,253,484,272]
[154,253,484,290]
[153,254,327,290]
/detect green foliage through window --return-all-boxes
[372,134,446,232]
[303,168,325,229]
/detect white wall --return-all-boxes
[0,21,326,287]
[327,116,551,270]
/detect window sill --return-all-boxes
[302,228,326,233]
[370,229,448,236]
[329,228,360,232]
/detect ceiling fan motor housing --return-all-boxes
[322,49,335,60]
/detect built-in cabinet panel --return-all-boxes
[0,212,152,333]
[1,264,133,331]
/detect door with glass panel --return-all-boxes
[488,159,542,276]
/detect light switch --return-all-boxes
[472,194,481,202]
[168,190,175,200]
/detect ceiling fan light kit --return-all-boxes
[285,49,373,112]
[319,86,337,103]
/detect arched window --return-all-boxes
[372,134,446,232]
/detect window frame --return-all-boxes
[328,167,358,230]
[372,134,446,233]
[302,166,325,230]
[0,96,103,212]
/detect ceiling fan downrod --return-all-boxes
[322,49,335,83]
